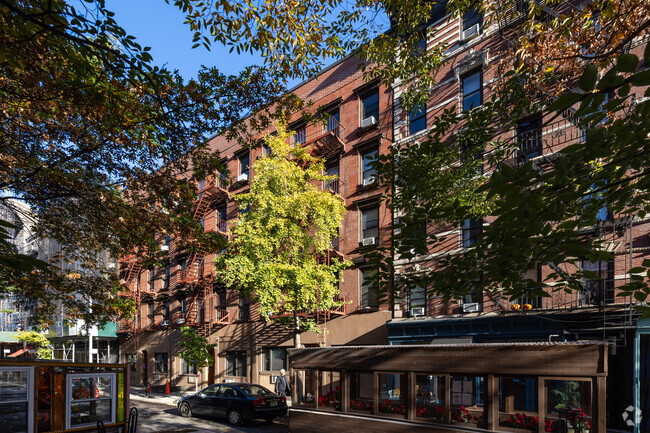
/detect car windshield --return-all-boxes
[238,384,274,397]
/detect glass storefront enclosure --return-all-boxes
[289,343,606,433]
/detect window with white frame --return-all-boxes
[0,367,33,433]
[409,103,426,135]
[360,268,379,309]
[181,359,198,375]
[360,148,378,186]
[238,153,250,179]
[360,89,379,126]
[66,373,116,429]
[360,207,379,245]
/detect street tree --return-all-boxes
[178,326,214,390]
[14,330,52,359]
[0,0,291,327]
[214,127,350,348]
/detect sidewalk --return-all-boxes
[130,385,186,407]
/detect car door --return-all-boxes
[214,385,239,418]
[192,385,220,416]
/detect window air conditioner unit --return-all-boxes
[107,262,116,270]
[270,375,279,384]
[360,116,376,128]
[237,173,249,182]
[462,302,481,313]
[161,320,170,327]
[176,318,185,325]
[362,176,376,186]
[160,245,169,252]
[462,24,481,41]
[362,237,377,246]
[410,307,425,317]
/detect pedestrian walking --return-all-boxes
[275,368,291,397]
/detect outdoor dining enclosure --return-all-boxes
[289,342,606,433]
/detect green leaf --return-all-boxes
[579,64,598,92]
[631,70,650,86]
[547,92,582,111]
[616,53,639,72]
[634,291,648,302]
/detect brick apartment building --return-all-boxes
[118,54,395,393]
[387,2,649,429]
[117,2,650,429]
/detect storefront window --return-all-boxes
[294,370,316,408]
[350,371,374,414]
[67,373,116,429]
[416,374,446,421]
[499,377,538,430]
[0,367,32,433]
[450,375,485,427]
[377,373,406,418]
[318,371,341,411]
[546,380,592,433]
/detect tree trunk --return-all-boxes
[293,311,301,349]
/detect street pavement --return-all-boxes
[129,387,289,433]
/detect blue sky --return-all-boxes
[108,0,263,80]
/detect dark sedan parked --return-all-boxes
[177,383,288,426]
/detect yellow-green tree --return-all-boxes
[14,331,52,359]
[214,126,350,348]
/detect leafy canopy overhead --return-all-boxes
[214,126,349,346]
[0,0,289,327]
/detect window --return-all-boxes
[416,374,446,421]
[462,217,482,247]
[517,115,542,159]
[350,371,374,413]
[162,302,170,322]
[409,103,426,135]
[581,259,614,306]
[147,303,154,326]
[462,70,482,111]
[226,351,246,377]
[216,205,227,233]
[125,354,137,372]
[181,359,197,375]
[196,301,204,323]
[263,348,288,371]
[163,266,170,289]
[324,162,339,194]
[517,268,543,309]
[178,259,186,280]
[360,207,379,244]
[408,286,426,316]
[239,296,250,321]
[462,6,483,33]
[66,373,115,429]
[292,124,306,146]
[238,153,250,179]
[461,143,484,175]
[319,371,342,412]
[179,299,186,315]
[450,375,485,425]
[325,109,340,134]
[378,373,406,417]
[360,268,379,309]
[148,268,155,291]
[0,367,34,433]
[263,144,272,157]
[360,89,379,125]
[360,148,378,186]
[295,370,317,407]
[499,377,537,427]
[154,353,168,374]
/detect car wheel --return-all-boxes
[227,408,243,426]
[179,402,192,418]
